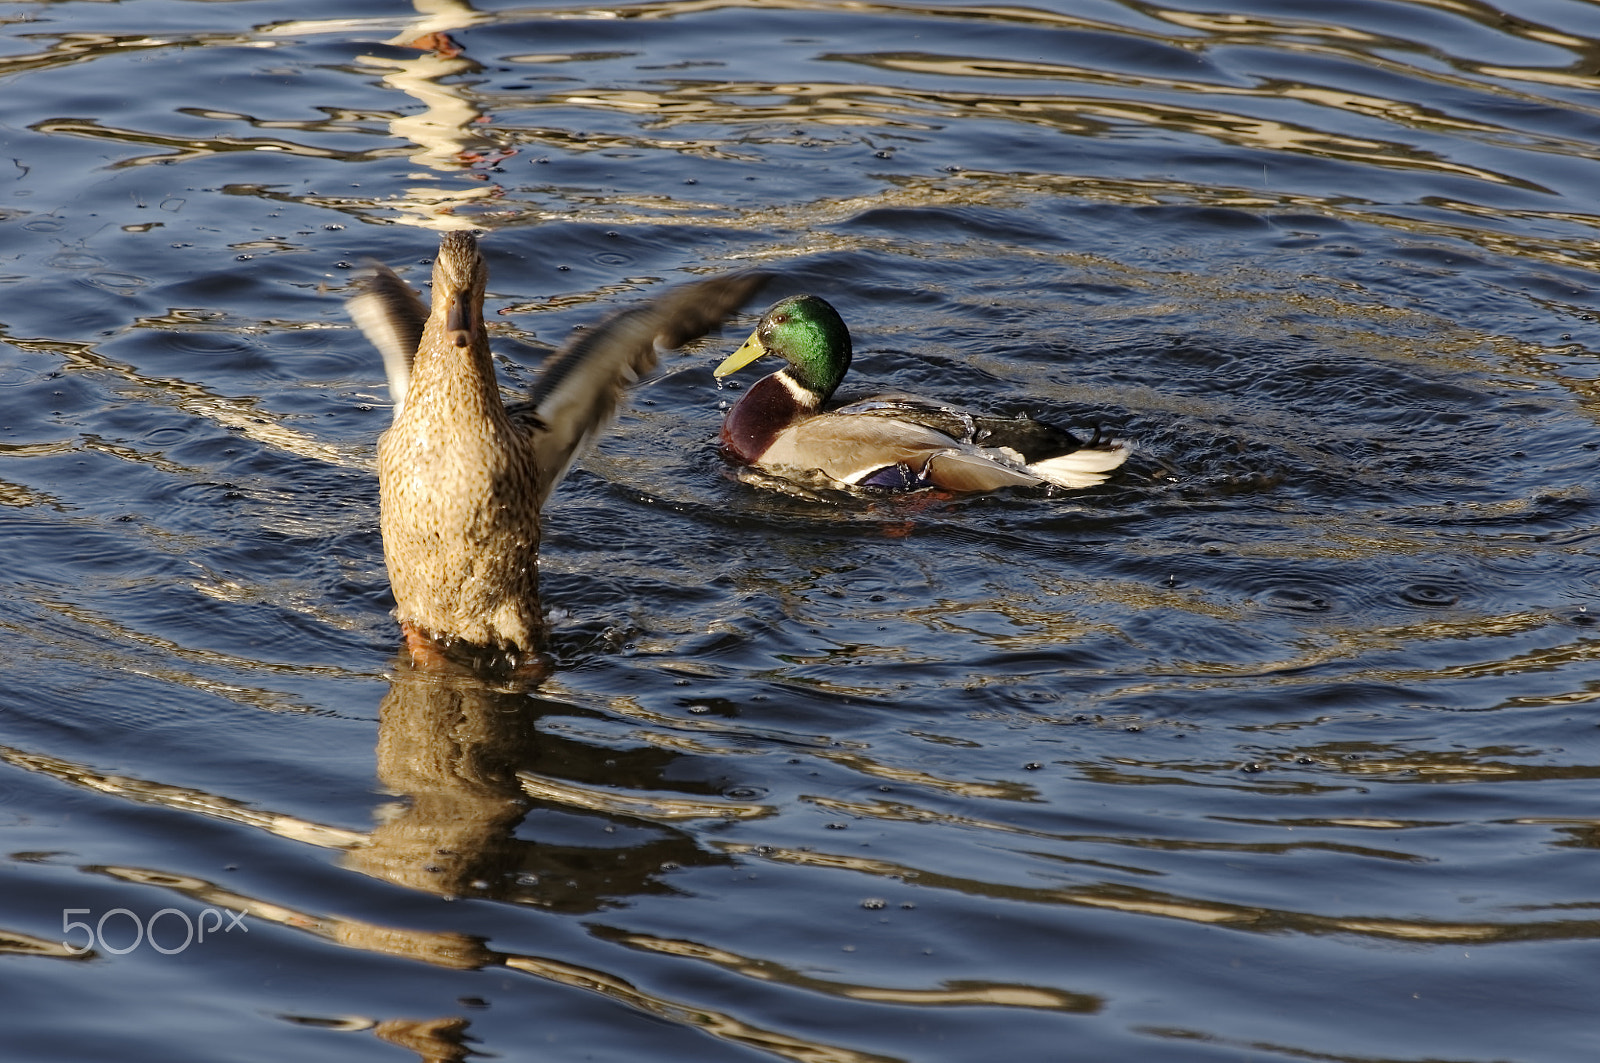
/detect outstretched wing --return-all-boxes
[509,272,768,506]
[347,263,428,416]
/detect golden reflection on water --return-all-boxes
[30,116,398,169]
[351,1,505,228]
[2,599,350,717]
[803,794,1425,863]
[26,714,1591,967]
[20,3,503,227]
[505,75,1535,191]
[0,746,367,849]
[605,928,1101,1011]
[518,768,774,819]
[0,325,355,468]
[719,840,1600,944]
[4,633,1597,1058]
[19,627,1589,1054]
[0,477,60,508]
[0,671,892,1063]
[501,953,904,1063]
[17,0,1600,264]
[0,30,259,82]
[0,928,90,961]
[11,1,1600,1058]
[813,747,1035,800]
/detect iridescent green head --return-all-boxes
[714,294,852,402]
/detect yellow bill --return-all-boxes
[713,328,768,378]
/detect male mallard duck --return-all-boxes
[349,231,763,659]
[714,294,1128,493]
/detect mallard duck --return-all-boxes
[349,231,764,659]
[714,294,1128,493]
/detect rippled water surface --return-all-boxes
[6,0,1600,1059]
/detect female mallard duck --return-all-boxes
[714,294,1128,493]
[349,231,763,660]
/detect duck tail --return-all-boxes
[1026,442,1130,489]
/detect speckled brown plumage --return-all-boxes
[350,231,763,661]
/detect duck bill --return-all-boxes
[444,292,476,348]
[713,329,767,379]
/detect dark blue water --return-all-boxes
[4,1,1600,1060]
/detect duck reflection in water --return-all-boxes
[339,655,773,1062]
[346,655,735,906]
[0,666,762,1063]
[348,230,765,672]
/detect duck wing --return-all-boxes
[773,407,1128,493]
[833,394,1090,462]
[764,414,1031,490]
[347,262,428,417]
[509,272,768,506]
[766,414,957,485]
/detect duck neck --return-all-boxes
[722,371,819,463]
[403,320,511,438]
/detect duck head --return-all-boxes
[714,294,852,405]
[431,230,488,350]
